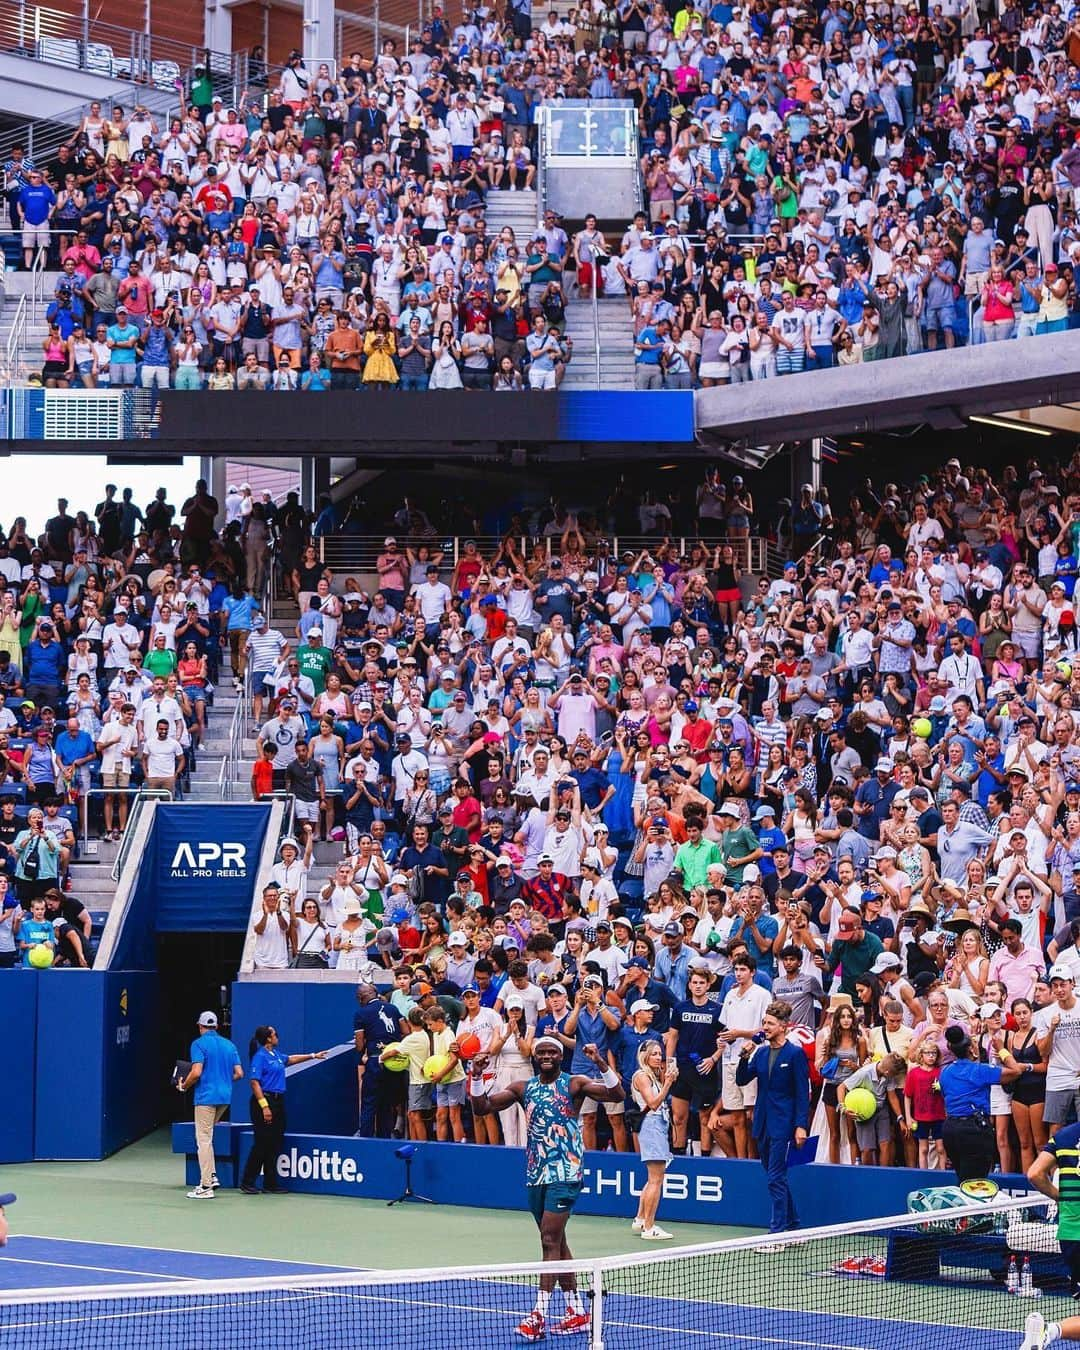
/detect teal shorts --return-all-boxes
[527,1179,583,1227]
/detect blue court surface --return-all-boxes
[0,1240,1033,1350]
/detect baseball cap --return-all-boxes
[662,921,682,937]
[448,931,468,947]
[197,1011,218,1028]
[1049,964,1076,982]
[629,999,659,1016]
[628,956,651,970]
[869,952,901,974]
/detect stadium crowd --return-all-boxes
[7,0,1080,391]
[239,453,1080,1178]
[0,476,289,970]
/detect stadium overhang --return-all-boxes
[694,329,1080,448]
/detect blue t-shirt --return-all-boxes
[569,1004,621,1074]
[756,825,787,874]
[670,997,725,1068]
[249,1044,287,1093]
[19,916,54,965]
[939,1058,1000,1117]
[24,639,65,684]
[221,594,258,632]
[107,323,138,363]
[54,729,94,768]
[190,1031,242,1106]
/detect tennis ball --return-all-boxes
[911,717,933,739]
[844,1087,878,1122]
[383,1043,410,1072]
[423,1053,453,1081]
[28,944,54,969]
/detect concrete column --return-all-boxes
[204,0,233,57]
[208,454,229,528]
[791,439,821,500]
[302,0,336,68]
[300,454,332,513]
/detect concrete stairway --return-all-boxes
[0,264,59,377]
[483,185,540,249]
[560,294,636,390]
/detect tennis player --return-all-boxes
[469,1036,624,1342]
[0,1193,13,1245]
[1020,1112,1080,1348]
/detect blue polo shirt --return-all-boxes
[250,1044,287,1093]
[190,1030,242,1106]
[939,1058,1000,1118]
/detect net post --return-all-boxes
[589,1259,604,1350]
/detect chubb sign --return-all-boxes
[169,842,248,877]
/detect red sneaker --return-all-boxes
[864,1257,886,1278]
[516,1311,546,1342]
[552,1311,591,1335]
[833,1256,868,1274]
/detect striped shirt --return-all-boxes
[246,627,286,671]
[1046,1122,1080,1240]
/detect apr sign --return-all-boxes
[169,841,248,878]
[155,805,271,931]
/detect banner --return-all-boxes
[155,804,271,931]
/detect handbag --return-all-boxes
[21,836,40,880]
[290,921,328,969]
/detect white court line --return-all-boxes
[0,1256,188,1281]
[12,1232,359,1273]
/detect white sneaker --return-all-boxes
[186,1185,215,1199]
[641,1226,673,1240]
[209,1174,221,1189]
[1020,1311,1048,1350]
[754,1241,789,1253]
[631,1218,645,1232]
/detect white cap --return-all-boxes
[504,994,526,1010]
[342,897,362,917]
[718,802,742,818]
[1049,963,1076,982]
[448,931,468,947]
[496,855,513,868]
[308,626,323,638]
[742,863,761,882]
[384,536,396,546]
[629,999,659,1016]
[389,872,409,887]
[197,1011,218,1028]
[978,1002,1002,1019]
[582,849,603,871]
[869,952,901,974]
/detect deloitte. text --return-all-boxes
[277,1147,364,1184]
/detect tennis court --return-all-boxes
[0,1198,1059,1349]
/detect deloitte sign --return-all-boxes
[277,1146,365,1186]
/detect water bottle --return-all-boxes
[1006,1256,1019,1295]
[1019,1255,1041,1298]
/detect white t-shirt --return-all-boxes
[719,983,772,1061]
[97,720,138,773]
[144,734,182,777]
[1036,998,1080,1092]
[251,913,290,969]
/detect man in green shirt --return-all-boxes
[297,626,333,696]
[715,802,764,886]
[822,907,884,997]
[142,632,177,679]
[673,816,721,890]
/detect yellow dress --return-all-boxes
[0,614,21,670]
[363,330,398,385]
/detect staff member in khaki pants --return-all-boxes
[179,1011,243,1199]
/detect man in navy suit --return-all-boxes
[734,1000,810,1240]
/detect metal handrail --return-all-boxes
[4,292,26,372]
[314,533,768,573]
[590,247,601,390]
[216,754,231,801]
[74,785,172,859]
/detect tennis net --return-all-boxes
[0,1195,1064,1349]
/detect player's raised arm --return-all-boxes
[468,1052,525,1115]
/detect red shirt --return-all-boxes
[252,760,274,798]
[453,795,482,842]
[904,1064,946,1122]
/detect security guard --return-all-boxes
[240,1025,327,1194]
[939,1023,1023,1181]
[353,982,405,1137]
